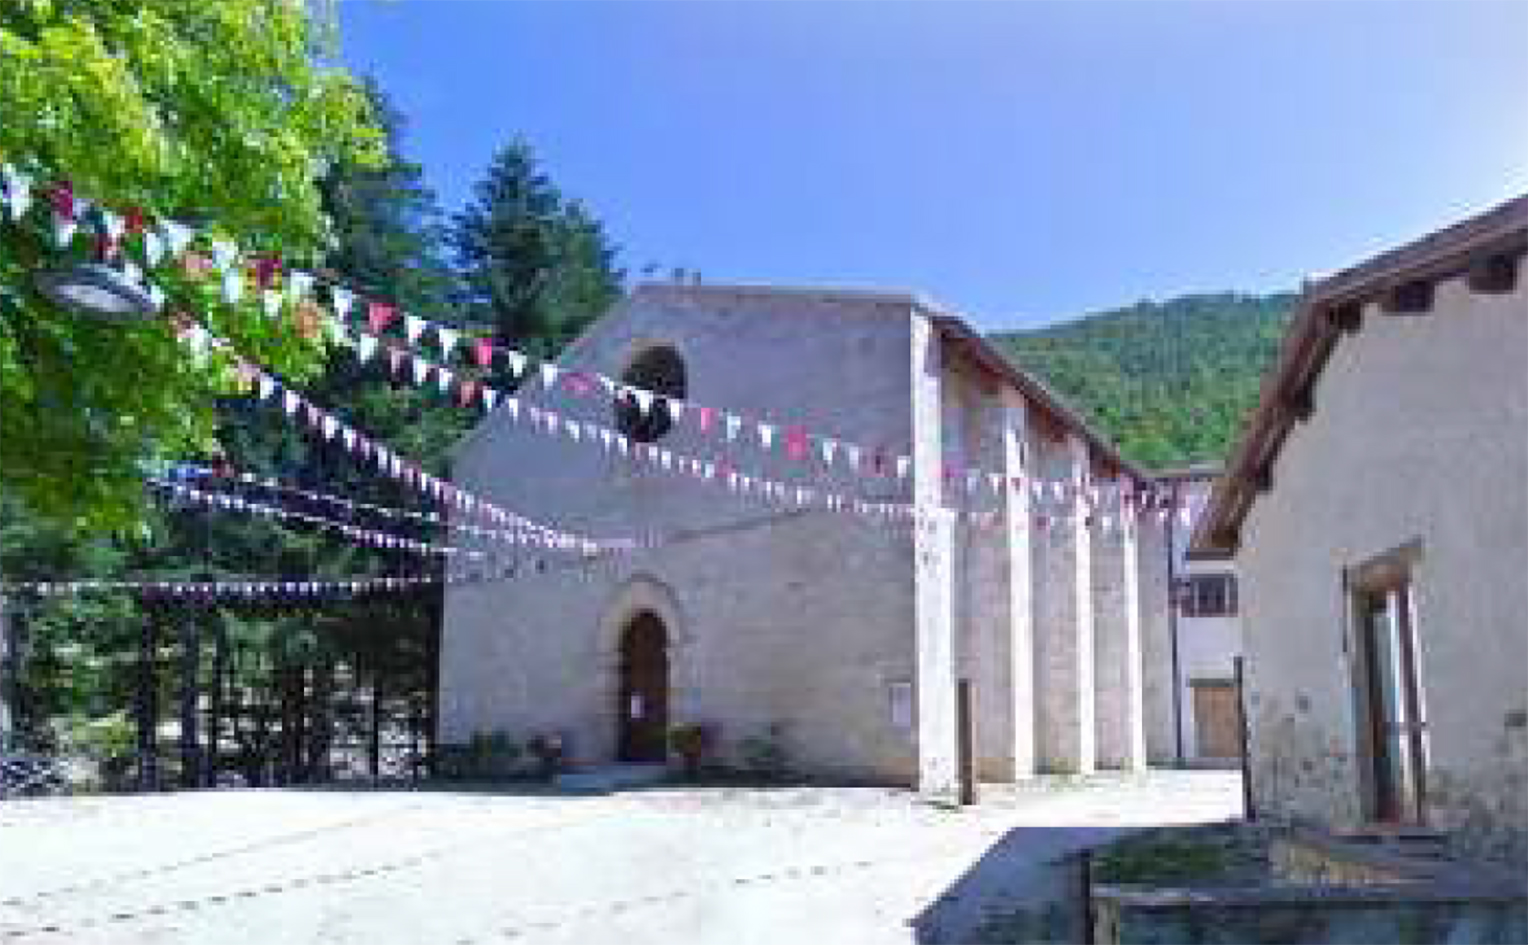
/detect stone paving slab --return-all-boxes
[0,770,1241,944]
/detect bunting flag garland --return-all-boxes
[1,164,1196,537]
[150,478,509,560]
[167,465,622,552]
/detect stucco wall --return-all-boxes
[441,288,923,782]
[1239,275,1528,866]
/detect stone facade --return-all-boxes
[440,284,1172,792]
[1227,271,1528,867]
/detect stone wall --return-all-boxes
[1094,884,1528,945]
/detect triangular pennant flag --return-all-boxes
[356,332,378,363]
[505,351,528,378]
[820,439,838,465]
[222,269,243,304]
[322,415,338,440]
[896,456,912,479]
[388,345,405,375]
[142,228,166,267]
[473,337,495,368]
[331,286,355,320]
[257,374,276,401]
[405,314,426,343]
[483,387,499,411]
[666,399,685,423]
[1,165,33,219]
[210,239,238,272]
[540,362,560,388]
[369,302,397,334]
[845,444,862,471]
[283,390,300,415]
[632,387,653,416]
[458,378,479,408]
[53,214,77,248]
[161,220,194,258]
[287,270,313,303]
[758,423,776,449]
[262,288,282,319]
[725,414,742,442]
[436,367,453,393]
[436,326,459,359]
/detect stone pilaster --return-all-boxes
[1001,388,1036,779]
[911,314,958,799]
[1093,482,1147,771]
[1035,432,1096,774]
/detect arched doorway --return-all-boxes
[617,612,669,762]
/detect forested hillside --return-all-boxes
[989,292,1298,471]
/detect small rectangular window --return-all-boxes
[1179,573,1238,617]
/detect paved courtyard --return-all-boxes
[0,770,1240,944]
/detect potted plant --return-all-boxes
[668,722,716,779]
[527,732,567,780]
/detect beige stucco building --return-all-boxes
[1194,195,1527,866]
[441,284,1188,797]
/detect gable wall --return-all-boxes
[1239,274,1527,865]
[441,289,925,782]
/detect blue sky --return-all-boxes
[337,1,1528,330]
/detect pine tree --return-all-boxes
[452,140,623,378]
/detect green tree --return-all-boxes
[452,140,623,378]
[0,0,383,530]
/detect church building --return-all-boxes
[440,284,1199,797]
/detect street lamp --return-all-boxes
[34,262,154,321]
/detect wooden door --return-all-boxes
[1193,681,1241,760]
[617,613,669,763]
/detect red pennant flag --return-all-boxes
[387,344,405,375]
[254,255,282,289]
[473,337,495,368]
[785,427,809,461]
[697,406,715,433]
[124,206,147,236]
[458,378,479,407]
[49,181,75,220]
[368,302,396,334]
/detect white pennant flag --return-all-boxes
[506,397,520,420]
[99,209,125,248]
[845,444,862,471]
[257,374,276,401]
[143,228,166,267]
[162,220,194,258]
[331,286,354,319]
[758,423,776,449]
[632,387,653,416]
[283,390,300,415]
[411,356,431,386]
[437,326,460,359]
[53,214,77,248]
[666,399,685,423]
[2,165,33,219]
[222,269,243,304]
[896,456,912,479]
[405,315,426,344]
[322,415,338,440]
[210,239,238,272]
[436,368,453,393]
[725,414,742,442]
[483,387,499,411]
[540,362,560,388]
[820,439,838,465]
[357,332,379,362]
[342,428,356,450]
[506,351,528,378]
[147,282,167,311]
[262,288,282,319]
[287,270,313,303]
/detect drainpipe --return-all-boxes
[1165,479,1185,767]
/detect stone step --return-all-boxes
[554,763,671,794]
